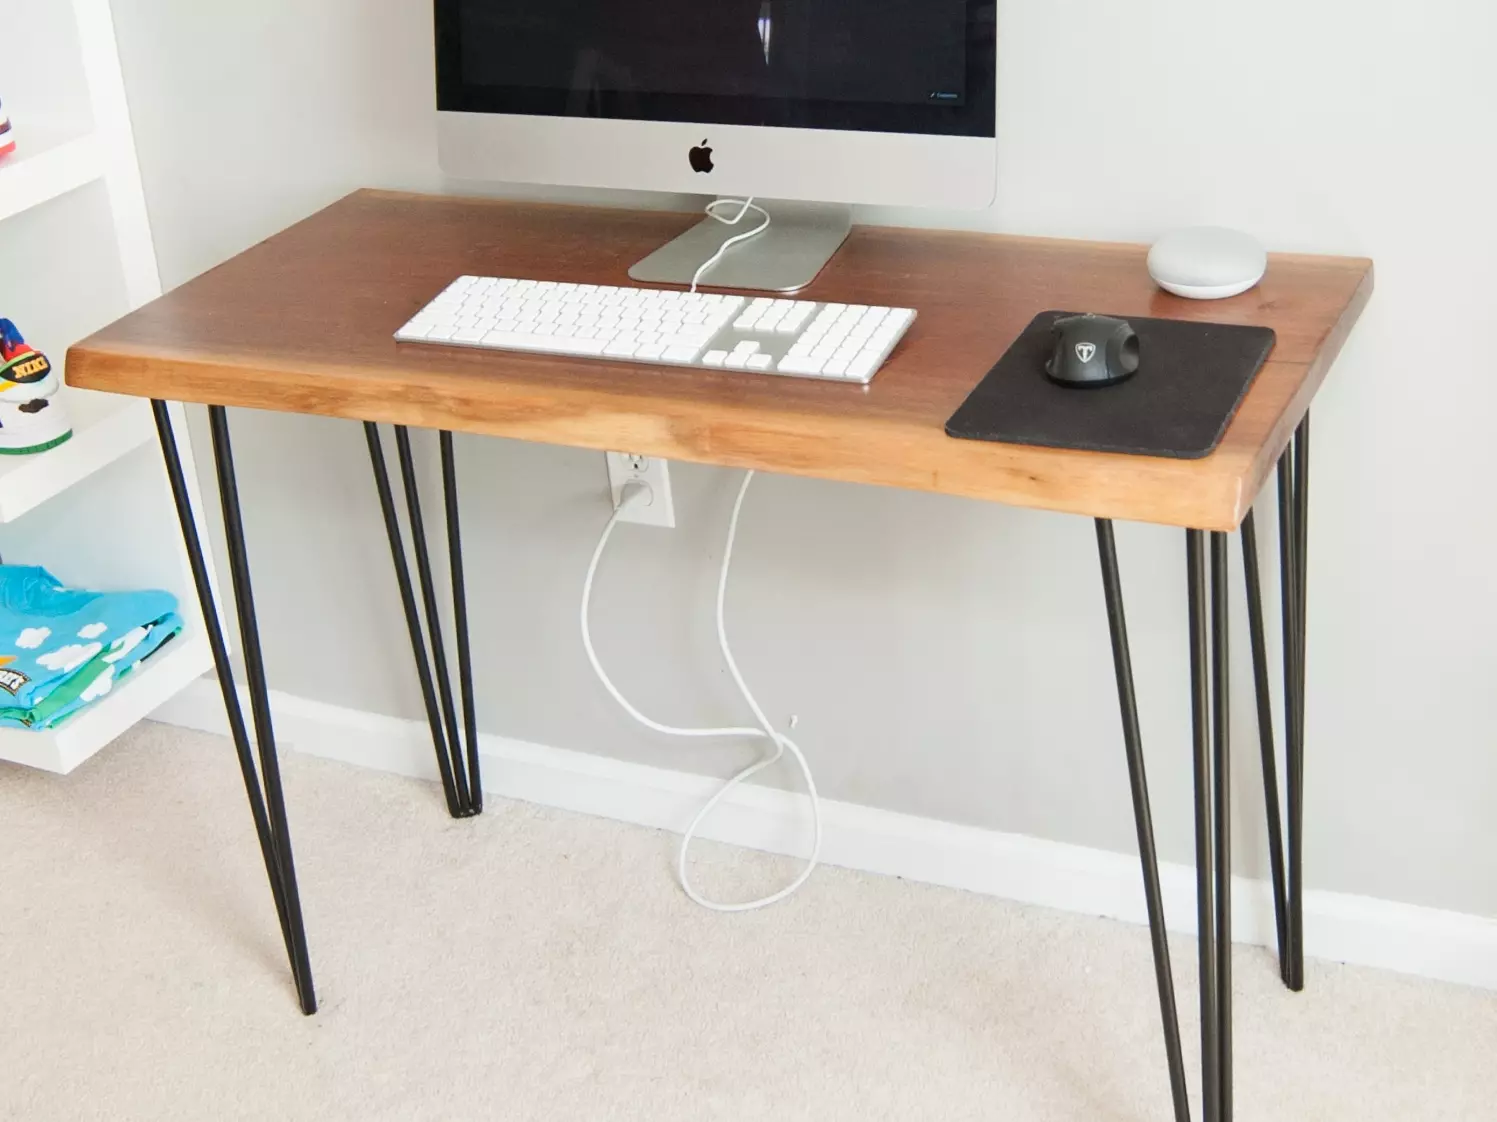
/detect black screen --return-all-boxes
[436,0,995,137]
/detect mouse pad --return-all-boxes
[945,311,1277,459]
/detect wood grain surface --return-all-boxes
[67,190,1372,530]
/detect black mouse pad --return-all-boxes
[945,311,1277,459]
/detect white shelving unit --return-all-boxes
[0,0,215,774]
[0,126,104,225]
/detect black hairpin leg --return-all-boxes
[152,401,317,1015]
[365,424,482,818]
[1237,414,1311,992]
[1240,509,1289,981]
[1096,522,1235,1122]
[1095,521,1191,1122]
[1278,416,1310,990]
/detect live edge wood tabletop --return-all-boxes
[67,190,1372,531]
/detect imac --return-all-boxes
[435,1,997,291]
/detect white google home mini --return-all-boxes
[1148,227,1267,300]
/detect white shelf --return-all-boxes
[0,0,209,777]
[0,631,211,774]
[0,128,105,225]
[0,388,155,523]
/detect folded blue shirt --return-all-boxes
[0,565,183,729]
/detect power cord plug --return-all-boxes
[618,479,654,516]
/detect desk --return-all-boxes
[69,190,1372,1122]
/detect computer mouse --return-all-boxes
[1045,314,1140,387]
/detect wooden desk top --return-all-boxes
[68,190,1372,530]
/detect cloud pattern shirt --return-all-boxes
[0,566,182,729]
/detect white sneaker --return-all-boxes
[0,395,72,454]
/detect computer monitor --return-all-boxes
[435,1,997,291]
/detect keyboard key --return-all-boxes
[604,341,638,357]
[702,350,728,366]
[747,354,773,370]
[778,356,826,375]
[636,343,667,360]
[664,344,702,362]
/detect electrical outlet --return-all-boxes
[606,452,675,527]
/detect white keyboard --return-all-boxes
[395,276,917,385]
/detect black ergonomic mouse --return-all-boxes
[1045,314,1140,387]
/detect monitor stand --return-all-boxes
[629,201,851,294]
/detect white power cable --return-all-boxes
[580,473,822,912]
[689,198,772,293]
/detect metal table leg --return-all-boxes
[1096,522,1238,1121]
[1095,521,1191,1122]
[1098,413,1314,1114]
[1240,509,1290,981]
[1280,417,1310,992]
[152,401,317,1015]
[365,424,482,818]
[1240,415,1311,991]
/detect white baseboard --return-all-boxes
[152,680,1497,992]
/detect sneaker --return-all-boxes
[0,98,13,159]
[0,320,71,454]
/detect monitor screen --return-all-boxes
[436,0,995,137]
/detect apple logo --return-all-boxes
[688,139,714,174]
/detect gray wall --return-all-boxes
[111,0,1497,917]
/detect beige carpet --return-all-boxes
[2,723,1493,1122]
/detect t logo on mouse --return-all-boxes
[1075,342,1096,363]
